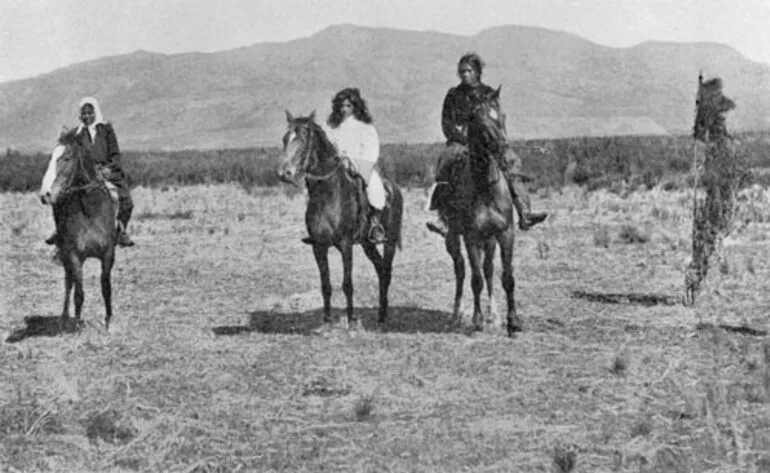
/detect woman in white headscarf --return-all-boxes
[45,97,135,247]
[323,87,387,244]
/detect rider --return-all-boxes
[321,87,387,244]
[45,97,135,247]
[426,53,547,236]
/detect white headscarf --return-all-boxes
[76,96,105,141]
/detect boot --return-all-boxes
[45,231,59,245]
[509,175,548,231]
[117,221,135,247]
[368,210,387,244]
[426,213,449,237]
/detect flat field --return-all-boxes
[2,184,769,472]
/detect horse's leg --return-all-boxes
[61,262,74,329]
[483,237,499,328]
[339,242,354,331]
[312,244,334,327]
[379,241,397,325]
[498,228,521,336]
[361,242,388,326]
[464,238,485,331]
[445,232,464,323]
[72,257,85,327]
[101,249,115,331]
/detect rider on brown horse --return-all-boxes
[45,97,135,248]
[426,53,547,236]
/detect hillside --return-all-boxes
[1,24,769,151]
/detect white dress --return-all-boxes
[323,117,386,210]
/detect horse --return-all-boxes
[441,87,521,336]
[276,111,403,331]
[39,128,118,331]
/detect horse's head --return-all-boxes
[468,86,508,157]
[39,128,94,205]
[277,110,339,186]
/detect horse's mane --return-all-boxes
[58,128,81,147]
[301,117,339,161]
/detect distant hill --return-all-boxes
[1,24,769,152]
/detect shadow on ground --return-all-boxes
[212,306,465,336]
[571,290,682,307]
[5,315,83,343]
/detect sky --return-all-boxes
[2,0,769,83]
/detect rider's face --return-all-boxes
[80,104,96,126]
[458,63,479,86]
[340,99,354,119]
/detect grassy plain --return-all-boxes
[2,181,770,472]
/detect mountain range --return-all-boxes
[2,24,769,152]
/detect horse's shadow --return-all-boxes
[570,290,682,307]
[5,315,83,343]
[212,305,465,336]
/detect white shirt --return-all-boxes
[324,116,379,164]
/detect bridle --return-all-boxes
[287,121,345,183]
[58,145,105,198]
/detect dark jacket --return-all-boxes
[441,82,496,145]
[76,122,126,182]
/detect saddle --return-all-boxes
[342,160,390,243]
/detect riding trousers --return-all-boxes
[97,164,133,225]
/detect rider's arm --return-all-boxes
[441,88,467,145]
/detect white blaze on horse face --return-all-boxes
[39,145,66,204]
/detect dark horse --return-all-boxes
[39,128,118,330]
[277,111,404,331]
[442,87,521,336]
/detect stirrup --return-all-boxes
[519,212,548,231]
[426,219,448,237]
[45,232,59,245]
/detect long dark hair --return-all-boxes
[327,88,373,128]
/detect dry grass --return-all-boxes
[2,183,770,472]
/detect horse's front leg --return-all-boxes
[73,260,85,325]
[338,242,356,331]
[483,237,500,329]
[61,263,74,329]
[445,232,464,323]
[312,244,334,326]
[464,238,485,331]
[498,228,520,335]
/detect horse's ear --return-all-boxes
[309,110,316,121]
[491,85,502,101]
[285,110,294,122]
[59,125,69,139]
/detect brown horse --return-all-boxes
[442,87,521,336]
[39,129,118,331]
[277,111,403,331]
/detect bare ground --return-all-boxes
[2,184,769,472]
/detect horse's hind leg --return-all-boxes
[312,244,334,327]
[445,233,464,324]
[498,229,520,335]
[339,243,355,331]
[362,243,387,326]
[483,238,500,328]
[101,249,115,331]
[71,257,85,328]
